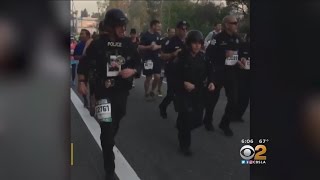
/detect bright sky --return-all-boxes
[71,0,227,17]
[72,0,99,16]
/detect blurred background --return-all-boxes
[0,1,69,180]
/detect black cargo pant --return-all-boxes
[204,67,241,127]
[176,92,204,149]
[159,72,175,110]
[220,68,241,127]
[203,85,222,124]
[97,90,129,176]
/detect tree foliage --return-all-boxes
[91,12,100,18]
[93,0,250,35]
[226,0,250,17]
[80,8,89,18]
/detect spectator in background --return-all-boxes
[204,23,221,49]
[73,29,91,107]
[70,37,77,63]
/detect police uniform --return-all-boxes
[159,36,168,78]
[204,30,242,136]
[140,31,162,76]
[159,35,185,113]
[77,9,141,180]
[238,38,250,119]
[175,30,214,155]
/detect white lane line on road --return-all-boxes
[141,74,167,84]
[71,89,140,180]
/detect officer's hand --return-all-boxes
[152,44,161,51]
[173,49,182,58]
[78,82,88,95]
[208,82,215,91]
[149,44,155,50]
[119,68,136,79]
[184,81,195,92]
[226,50,234,58]
[238,58,246,69]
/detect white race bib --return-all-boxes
[144,60,154,70]
[160,69,165,77]
[95,100,112,123]
[107,55,121,77]
[244,58,250,70]
[225,51,239,66]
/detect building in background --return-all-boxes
[76,17,99,35]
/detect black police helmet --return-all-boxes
[186,30,204,47]
[104,8,128,28]
[176,20,190,29]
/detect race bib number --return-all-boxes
[244,58,250,70]
[95,100,112,123]
[144,60,154,70]
[225,51,238,66]
[107,55,122,77]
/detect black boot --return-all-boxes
[159,104,167,119]
[219,123,233,137]
[179,147,193,157]
[204,123,214,132]
[105,172,116,180]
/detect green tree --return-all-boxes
[226,0,250,17]
[91,12,100,18]
[127,0,149,33]
[146,0,163,21]
[81,8,89,17]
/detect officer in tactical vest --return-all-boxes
[175,30,215,156]
[77,9,141,180]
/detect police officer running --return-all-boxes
[159,21,189,118]
[175,30,215,156]
[138,20,162,100]
[77,9,141,180]
[204,15,242,136]
[157,28,175,97]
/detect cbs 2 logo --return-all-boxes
[240,145,267,160]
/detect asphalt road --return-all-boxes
[71,76,250,180]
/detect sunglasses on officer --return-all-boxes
[228,21,238,25]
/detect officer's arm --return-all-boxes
[131,45,142,78]
[160,51,175,61]
[179,54,192,83]
[206,37,222,86]
[204,31,213,43]
[160,41,177,61]
[138,44,152,51]
[137,35,152,51]
[206,56,216,85]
